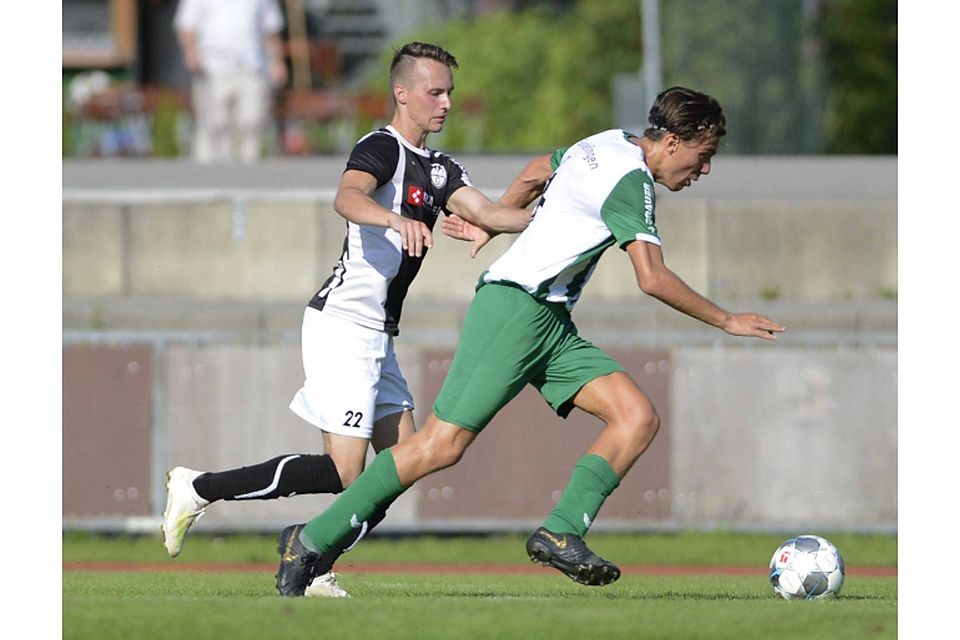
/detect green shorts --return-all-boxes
[433,283,624,432]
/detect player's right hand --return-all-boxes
[390,214,433,257]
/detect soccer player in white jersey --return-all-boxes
[283,86,785,589]
[161,42,530,597]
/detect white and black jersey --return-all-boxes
[308,125,473,335]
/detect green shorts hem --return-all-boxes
[553,363,626,418]
[431,405,485,433]
[432,283,626,432]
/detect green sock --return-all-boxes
[300,449,405,554]
[542,454,620,538]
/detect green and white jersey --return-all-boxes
[481,129,659,310]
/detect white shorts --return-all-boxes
[289,308,414,439]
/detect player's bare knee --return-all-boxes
[625,404,660,450]
[409,418,473,473]
[417,432,467,472]
[440,442,467,468]
[423,439,464,471]
[644,409,661,442]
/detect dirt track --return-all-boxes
[62,562,896,578]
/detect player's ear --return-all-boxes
[394,83,407,106]
[666,132,680,154]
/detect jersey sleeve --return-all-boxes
[344,132,400,188]
[599,169,661,249]
[550,146,569,171]
[446,155,473,190]
[437,154,474,212]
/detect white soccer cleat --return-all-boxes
[161,466,209,557]
[304,571,351,598]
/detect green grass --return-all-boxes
[63,571,896,640]
[63,530,897,567]
[63,532,897,640]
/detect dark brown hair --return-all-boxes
[644,86,726,141]
[389,42,458,88]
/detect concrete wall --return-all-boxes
[63,155,898,309]
[670,348,897,530]
[62,338,896,533]
[61,156,897,533]
[63,197,896,305]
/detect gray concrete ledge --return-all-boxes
[63,155,896,200]
[63,296,896,348]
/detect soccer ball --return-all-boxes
[769,535,845,600]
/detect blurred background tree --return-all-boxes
[360,0,894,155]
[61,0,896,156]
[659,0,819,154]
[363,2,642,151]
[820,0,897,153]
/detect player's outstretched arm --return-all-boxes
[499,154,554,208]
[440,214,491,258]
[446,186,531,233]
[627,240,785,340]
[334,169,432,257]
[443,152,553,233]
[443,186,531,257]
[441,153,553,257]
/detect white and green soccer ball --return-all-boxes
[769,535,845,600]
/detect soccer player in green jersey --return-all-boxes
[278,86,785,589]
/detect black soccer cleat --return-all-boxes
[276,523,320,597]
[526,526,621,586]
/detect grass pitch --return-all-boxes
[63,532,897,640]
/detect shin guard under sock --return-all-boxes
[542,454,621,538]
[300,449,404,555]
[315,504,388,574]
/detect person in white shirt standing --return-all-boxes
[174,0,288,162]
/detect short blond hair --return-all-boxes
[389,42,458,90]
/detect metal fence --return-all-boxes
[661,0,827,154]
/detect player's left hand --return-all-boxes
[722,313,786,340]
[441,214,493,258]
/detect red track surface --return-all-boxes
[62,562,896,578]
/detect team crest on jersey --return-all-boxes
[430,163,447,189]
[407,185,424,206]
